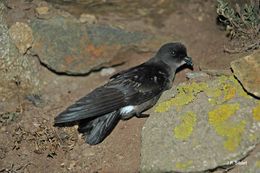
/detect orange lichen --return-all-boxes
[223,85,236,101]
[85,44,104,58]
[64,56,74,64]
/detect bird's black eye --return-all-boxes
[169,48,176,56]
[171,50,175,56]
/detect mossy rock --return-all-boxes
[141,75,260,173]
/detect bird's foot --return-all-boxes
[136,114,150,118]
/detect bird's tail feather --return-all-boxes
[79,111,120,145]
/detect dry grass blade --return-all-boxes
[217,0,260,53]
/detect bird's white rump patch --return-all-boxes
[120,105,135,115]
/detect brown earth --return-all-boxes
[0,0,255,173]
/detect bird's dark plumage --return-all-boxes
[55,42,193,145]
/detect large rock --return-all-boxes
[0,2,41,109]
[141,76,260,172]
[231,50,260,98]
[30,16,153,75]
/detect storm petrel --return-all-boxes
[55,42,193,145]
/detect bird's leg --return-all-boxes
[136,113,150,118]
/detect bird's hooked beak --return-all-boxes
[183,56,193,66]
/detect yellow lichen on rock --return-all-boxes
[173,112,196,140]
[205,76,249,104]
[205,87,222,98]
[175,160,193,170]
[223,85,237,101]
[155,93,194,113]
[155,76,250,113]
[256,160,260,168]
[222,120,247,151]
[208,103,247,152]
[208,104,240,124]
[228,76,250,98]
[252,103,260,121]
[155,82,207,113]
[176,82,208,95]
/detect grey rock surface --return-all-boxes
[141,76,260,172]
[30,16,152,75]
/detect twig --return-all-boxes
[224,40,260,53]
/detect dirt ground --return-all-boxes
[0,0,254,173]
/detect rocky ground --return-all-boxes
[0,0,259,173]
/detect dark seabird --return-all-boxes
[55,42,193,145]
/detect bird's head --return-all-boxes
[155,42,193,70]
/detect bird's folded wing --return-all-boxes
[55,62,170,124]
[54,87,125,124]
[110,63,171,105]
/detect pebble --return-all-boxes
[35,6,49,15]
[79,13,97,24]
[8,22,33,54]
[100,67,116,76]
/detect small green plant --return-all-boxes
[217,0,260,53]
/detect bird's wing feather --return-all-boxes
[55,87,125,123]
[55,62,170,124]
[110,62,171,105]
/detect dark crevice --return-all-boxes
[230,67,260,99]
[31,53,125,77]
